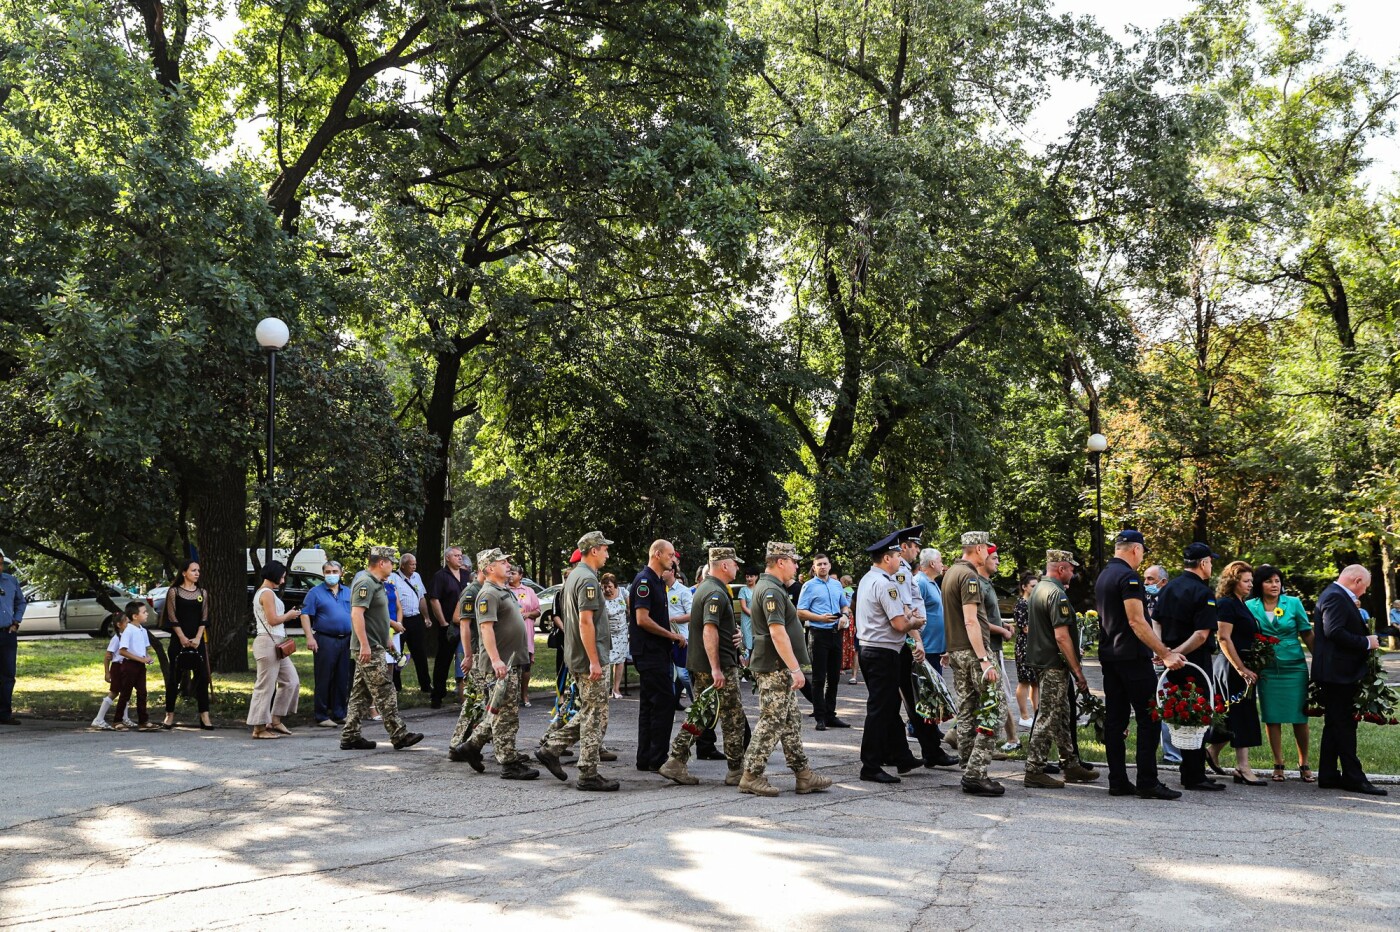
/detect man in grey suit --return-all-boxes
[1312,565,1385,796]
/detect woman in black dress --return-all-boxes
[161,559,213,729]
[1012,572,1040,727]
[1213,560,1264,785]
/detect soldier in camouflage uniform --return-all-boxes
[340,547,424,752]
[939,531,1005,796]
[1024,550,1101,788]
[660,544,750,786]
[536,531,619,791]
[452,548,539,780]
[448,565,490,756]
[739,542,832,797]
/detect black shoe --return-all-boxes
[1043,762,1062,775]
[0,716,22,726]
[340,737,376,750]
[1108,784,1136,797]
[826,717,851,728]
[1341,781,1388,796]
[536,748,569,781]
[815,721,827,731]
[896,759,921,775]
[1316,774,1343,789]
[450,743,485,772]
[697,748,727,761]
[1205,748,1227,775]
[1233,769,1267,786]
[577,773,621,792]
[502,762,540,781]
[961,777,1006,796]
[430,698,443,709]
[860,769,900,784]
[1137,783,1183,800]
[924,749,959,768]
[392,732,424,750]
[1183,780,1227,792]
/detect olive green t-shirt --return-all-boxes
[688,575,739,674]
[474,582,528,671]
[750,573,809,673]
[350,571,392,654]
[457,580,481,647]
[940,559,990,654]
[981,575,1004,651]
[1027,577,1075,671]
[563,563,610,674]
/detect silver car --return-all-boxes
[20,582,136,637]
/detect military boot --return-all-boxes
[961,777,1006,796]
[392,732,424,750]
[739,771,779,797]
[794,769,832,794]
[724,766,744,786]
[501,760,540,781]
[450,743,485,772]
[576,772,620,792]
[340,737,376,750]
[658,758,700,786]
[598,747,618,761]
[1023,770,1065,789]
[1063,763,1101,783]
[535,748,568,781]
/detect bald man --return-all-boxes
[629,540,687,772]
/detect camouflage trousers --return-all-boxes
[341,657,408,743]
[539,673,610,776]
[1027,666,1080,774]
[742,670,808,777]
[450,666,493,748]
[668,668,747,767]
[948,649,1000,781]
[466,667,525,765]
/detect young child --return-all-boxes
[113,601,158,731]
[91,611,133,729]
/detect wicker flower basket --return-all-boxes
[1156,662,1214,751]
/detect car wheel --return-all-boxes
[94,617,113,639]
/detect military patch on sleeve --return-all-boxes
[585,585,597,600]
[356,587,368,599]
[887,587,899,600]
[636,582,650,599]
[966,579,979,597]
[1128,579,1139,586]
[478,598,489,615]
[1059,603,1071,616]
[895,573,906,584]
[1206,599,1216,607]
[763,593,777,612]
[707,600,719,614]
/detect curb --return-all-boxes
[1082,760,1400,786]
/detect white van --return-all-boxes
[247,548,330,574]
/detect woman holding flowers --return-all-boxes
[1213,561,1265,785]
[1246,565,1315,782]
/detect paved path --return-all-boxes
[4,680,1399,930]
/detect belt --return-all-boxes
[315,632,350,639]
[403,612,423,620]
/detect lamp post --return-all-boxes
[1087,432,1107,571]
[255,318,290,567]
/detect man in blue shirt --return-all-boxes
[915,548,947,670]
[0,550,27,725]
[797,553,851,730]
[301,560,354,726]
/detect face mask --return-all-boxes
[1144,584,1160,595]
[325,574,341,587]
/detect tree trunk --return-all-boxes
[194,465,251,673]
[415,349,463,578]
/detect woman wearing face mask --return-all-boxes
[1246,565,1315,782]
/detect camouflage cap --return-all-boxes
[961,531,990,548]
[577,530,614,552]
[708,545,738,563]
[476,547,512,567]
[368,545,398,563]
[1046,549,1080,567]
[765,541,799,561]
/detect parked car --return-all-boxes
[20,581,135,637]
[245,570,322,634]
[536,585,562,632]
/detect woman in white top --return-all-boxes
[602,573,629,699]
[248,561,302,739]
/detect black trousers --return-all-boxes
[897,643,943,761]
[399,614,431,693]
[635,662,675,770]
[858,646,916,773]
[1101,657,1160,791]
[430,622,458,702]
[1165,665,1208,786]
[808,627,842,721]
[1319,681,1366,785]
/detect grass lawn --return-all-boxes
[1074,719,1400,777]
[13,635,564,727]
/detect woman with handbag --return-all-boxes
[1213,561,1266,785]
[248,561,302,739]
[161,559,214,730]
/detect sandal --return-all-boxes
[252,729,281,739]
[1298,764,1315,783]
[1205,748,1227,776]
[1271,762,1286,782]
[269,722,292,736]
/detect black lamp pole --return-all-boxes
[1092,450,1104,571]
[263,345,277,564]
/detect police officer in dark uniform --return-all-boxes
[629,539,685,772]
[1152,542,1227,792]
[1096,530,1185,800]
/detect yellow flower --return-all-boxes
[1273,607,1283,617]
[1086,610,1099,620]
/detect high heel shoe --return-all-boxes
[1205,748,1227,775]
[1233,768,1267,786]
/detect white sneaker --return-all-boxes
[122,719,137,728]
[999,741,1022,752]
[92,720,114,730]
[1018,718,1035,729]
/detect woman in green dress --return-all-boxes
[1246,565,1315,783]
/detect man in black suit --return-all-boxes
[1313,565,1386,796]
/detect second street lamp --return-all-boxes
[1087,432,1107,571]
[255,318,290,567]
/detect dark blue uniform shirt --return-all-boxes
[627,566,671,670]
[1095,557,1150,662]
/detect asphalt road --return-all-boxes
[3,676,1399,930]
